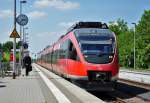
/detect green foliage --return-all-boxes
[2,52,10,62]
[117,31,135,67]
[109,10,150,69]
[136,10,150,69]
[109,18,128,35]
[109,19,134,67]
[2,41,13,52]
[16,41,20,49]
[16,52,20,63]
[0,41,20,62]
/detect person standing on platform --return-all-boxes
[23,54,32,76]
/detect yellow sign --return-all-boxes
[10,28,20,38]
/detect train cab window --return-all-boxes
[74,29,115,64]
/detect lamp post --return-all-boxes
[19,0,27,69]
[132,23,136,69]
[23,27,28,43]
[22,27,28,58]
[24,33,29,43]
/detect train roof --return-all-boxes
[40,22,111,55]
[58,22,111,42]
[66,22,109,34]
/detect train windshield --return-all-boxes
[75,29,115,64]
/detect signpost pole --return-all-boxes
[13,0,17,79]
[19,0,22,74]
[13,38,16,79]
[10,0,20,79]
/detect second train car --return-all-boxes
[37,22,119,91]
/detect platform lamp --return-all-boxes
[132,23,137,69]
[22,27,28,59]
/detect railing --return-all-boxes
[0,62,21,78]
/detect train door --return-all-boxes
[51,45,59,74]
[67,39,80,77]
[59,40,69,77]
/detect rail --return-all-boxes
[119,78,150,90]
[105,93,127,103]
[115,97,128,103]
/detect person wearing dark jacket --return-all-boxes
[23,54,32,76]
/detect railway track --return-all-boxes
[90,91,128,103]
[90,79,150,103]
[106,89,149,103]
[119,78,150,90]
[113,98,127,103]
[108,94,127,103]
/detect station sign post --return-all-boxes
[10,28,20,79]
[16,14,28,71]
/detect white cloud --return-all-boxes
[0,31,12,43]
[30,30,65,52]
[34,0,50,8]
[36,31,55,37]
[0,10,13,18]
[27,11,47,19]
[34,0,80,10]
[59,21,78,28]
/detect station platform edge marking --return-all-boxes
[33,65,71,103]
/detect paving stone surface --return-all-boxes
[0,69,46,103]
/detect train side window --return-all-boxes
[60,39,69,59]
[68,40,79,61]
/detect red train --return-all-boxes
[37,22,119,91]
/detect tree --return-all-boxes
[117,30,134,67]
[109,19,132,67]
[136,10,150,69]
[2,41,13,52]
[109,18,128,35]
[108,11,150,69]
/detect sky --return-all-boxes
[0,0,150,56]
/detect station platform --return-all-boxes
[119,69,150,85]
[0,66,46,103]
[0,63,105,103]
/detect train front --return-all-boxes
[74,28,119,91]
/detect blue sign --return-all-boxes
[23,43,28,49]
[16,14,28,26]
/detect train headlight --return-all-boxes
[109,55,113,59]
[109,55,113,62]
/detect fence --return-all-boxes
[0,62,21,78]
